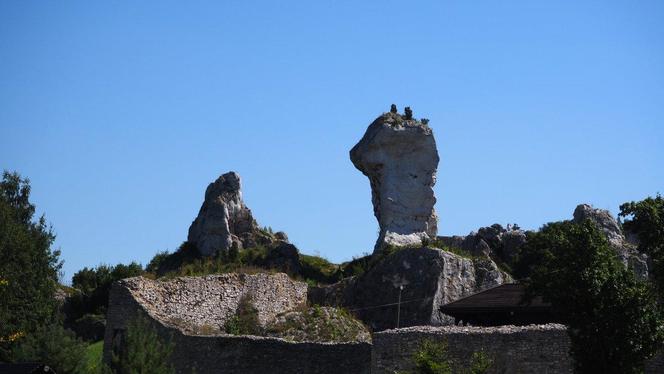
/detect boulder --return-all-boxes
[188,172,282,256]
[309,247,511,331]
[437,223,528,265]
[350,109,439,252]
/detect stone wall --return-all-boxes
[103,274,370,374]
[111,273,306,332]
[371,324,573,374]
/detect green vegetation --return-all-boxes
[84,341,104,373]
[223,294,261,336]
[410,339,452,374]
[516,219,664,373]
[299,254,342,284]
[106,314,175,374]
[0,171,64,361]
[265,304,369,343]
[467,351,492,374]
[620,194,664,294]
[12,323,88,374]
[67,262,144,335]
[399,339,493,374]
[145,241,344,286]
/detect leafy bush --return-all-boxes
[399,340,495,374]
[106,314,174,374]
[411,339,452,374]
[67,262,143,330]
[517,219,664,373]
[620,194,664,293]
[224,294,261,336]
[13,323,88,374]
[468,350,492,374]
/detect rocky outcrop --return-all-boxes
[350,109,439,253]
[572,204,649,280]
[437,224,528,265]
[436,205,650,280]
[309,247,511,331]
[188,172,280,256]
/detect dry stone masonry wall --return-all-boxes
[108,273,306,333]
[103,275,369,374]
[371,324,573,374]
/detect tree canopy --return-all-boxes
[620,194,664,293]
[517,219,663,373]
[0,171,62,361]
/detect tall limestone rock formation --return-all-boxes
[350,107,439,252]
[188,171,278,256]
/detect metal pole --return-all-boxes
[396,285,403,328]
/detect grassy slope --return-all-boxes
[84,341,104,373]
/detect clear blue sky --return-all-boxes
[2,1,662,282]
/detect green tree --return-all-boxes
[411,339,452,374]
[518,220,664,373]
[13,323,88,374]
[69,262,143,320]
[107,314,175,374]
[0,171,62,361]
[620,194,664,293]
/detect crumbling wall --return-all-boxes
[371,324,573,374]
[103,274,370,374]
[111,273,306,332]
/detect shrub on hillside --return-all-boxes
[223,294,261,336]
[67,262,143,334]
[13,323,88,374]
[105,314,175,374]
[265,305,370,343]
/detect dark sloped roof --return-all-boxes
[440,283,550,313]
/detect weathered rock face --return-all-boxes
[309,247,511,331]
[572,204,649,280]
[188,171,278,256]
[437,223,528,265]
[350,110,440,252]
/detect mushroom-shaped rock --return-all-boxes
[350,111,439,253]
[187,171,259,256]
